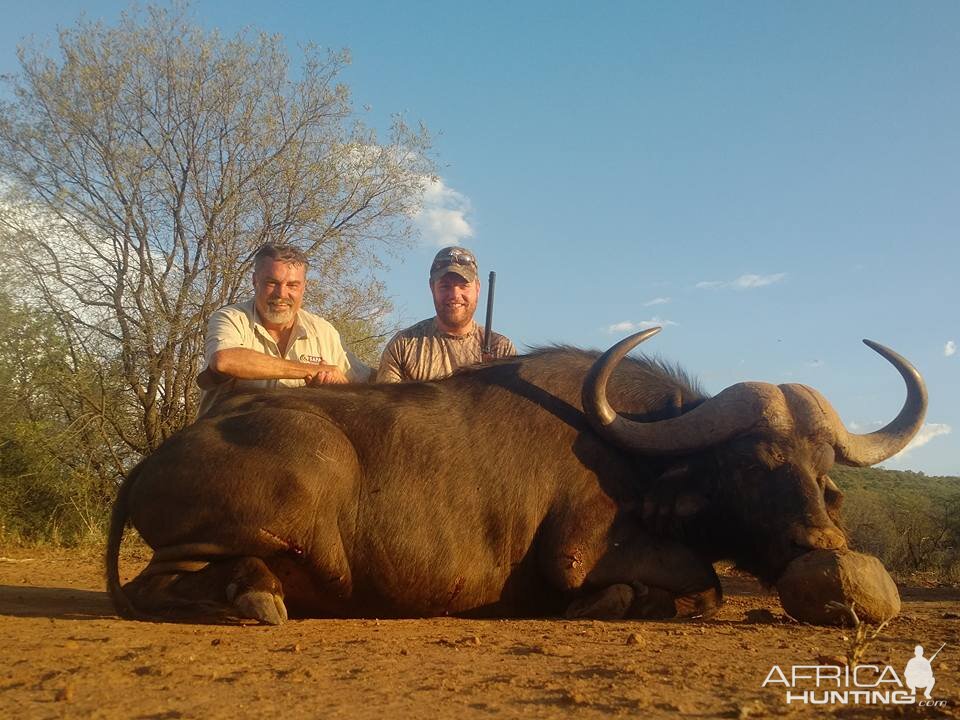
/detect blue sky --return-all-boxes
[2,1,957,475]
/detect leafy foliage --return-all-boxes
[0,293,115,543]
[834,465,960,583]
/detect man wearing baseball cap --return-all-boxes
[377,246,516,382]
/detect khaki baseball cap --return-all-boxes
[429,246,478,283]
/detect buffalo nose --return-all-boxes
[790,524,847,551]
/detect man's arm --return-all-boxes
[376,336,406,383]
[209,347,332,382]
[493,334,517,359]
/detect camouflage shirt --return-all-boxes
[376,318,516,383]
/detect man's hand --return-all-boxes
[307,365,349,385]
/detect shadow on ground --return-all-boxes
[0,585,114,619]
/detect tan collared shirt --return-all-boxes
[377,317,516,383]
[198,300,368,414]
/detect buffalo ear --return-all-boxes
[823,475,844,509]
[641,462,691,523]
[642,460,712,529]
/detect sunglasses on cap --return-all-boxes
[432,248,477,268]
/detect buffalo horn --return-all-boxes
[584,332,927,463]
[582,328,768,454]
[832,340,927,467]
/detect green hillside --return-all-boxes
[832,464,959,503]
[832,465,960,583]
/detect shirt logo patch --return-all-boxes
[300,354,325,365]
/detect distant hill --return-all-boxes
[832,464,959,504]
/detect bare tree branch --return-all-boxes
[0,5,432,467]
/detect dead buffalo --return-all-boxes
[106,329,925,625]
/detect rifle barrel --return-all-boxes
[482,270,496,355]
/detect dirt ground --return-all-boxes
[1,548,958,720]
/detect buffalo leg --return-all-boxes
[124,555,288,625]
[543,512,722,620]
[579,538,722,620]
[563,577,720,621]
[564,580,697,620]
[222,557,288,625]
[564,583,637,619]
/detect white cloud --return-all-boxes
[696,273,786,290]
[338,144,469,248]
[946,340,956,357]
[733,272,786,289]
[891,423,952,459]
[643,297,670,306]
[606,317,677,334]
[413,177,474,247]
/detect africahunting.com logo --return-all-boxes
[762,643,948,707]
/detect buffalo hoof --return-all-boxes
[776,549,900,626]
[229,587,289,625]
[673,585,723,619]
[629,582,680,619]
[565,583,635,619]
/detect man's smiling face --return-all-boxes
[253,258,306,329]
[431,272,480,335]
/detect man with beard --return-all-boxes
[377,246,516,383]
[197,243,369,415]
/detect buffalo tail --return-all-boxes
[104,465,141,619]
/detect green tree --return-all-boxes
[0,292,115,542]
[0,4,432,481]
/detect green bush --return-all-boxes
[0,420,112,545]
[834,465,960,584]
